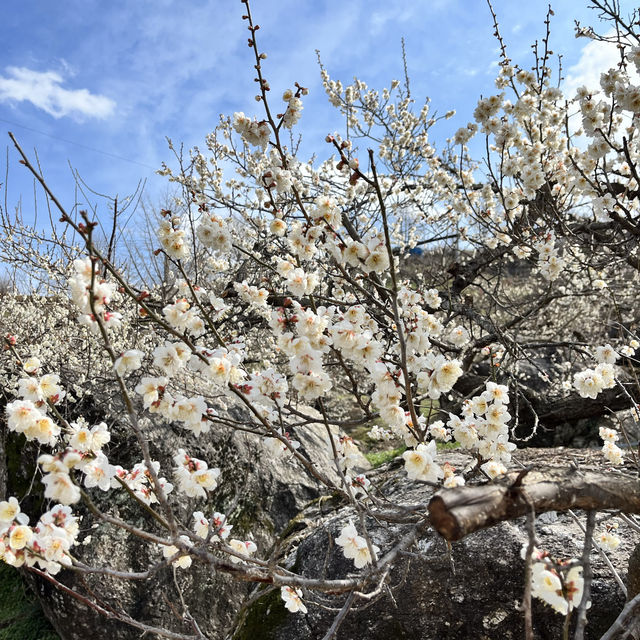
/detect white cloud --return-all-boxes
[564,33,637,98]
[0,66,115,119]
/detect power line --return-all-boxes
[0,116,159,171]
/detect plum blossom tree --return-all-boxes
[2,0,640,638]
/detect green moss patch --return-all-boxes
[233,587,288,640]
[0,564,59,640]
[365,445,406,467]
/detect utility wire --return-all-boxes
[0,116,158,170]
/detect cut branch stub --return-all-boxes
[428,468,640,542]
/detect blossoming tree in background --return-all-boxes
[2,0,640,637]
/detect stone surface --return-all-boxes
[2,395,637,640]
[235,449,638,640]
[1,400,366,640]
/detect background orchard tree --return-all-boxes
[1,0,640,638]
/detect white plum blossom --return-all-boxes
[162,536,192,569]
[116,461,174,506]
[192,511,232,541]
[228,539,258,564]
[481,460,507,479]
[233,112,270,148]
[528,551,585,616]
[0,498,26,527]
[173,449,221,498]
[597,522,620,551]
[448,326,470,347]
[573,369,604,399]
[42,471,81,505]
[5,400,61,446]
[23,357,41,373]
[402,440,444,483]
[281,586,307,613]
[68,420,110,453]
[594,344,619,364]
[135,377,169,409]
[335,521,379,569]
[157,217,190,260]
[114,350,145,376]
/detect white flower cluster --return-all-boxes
[281,586,307,613]
[7,382,120,504]
[597,521,621,551]
[309,194,341,228]
[263,432,301,458]
[330,305,382,366]
[573,344,618,399]
[69,258,122,332]
[335,521,379,569]
[448,325,470,347]
[453,122,478,146]
[157,216,190,260]
[286,221,323,261]
[618,338,639,358]
[349,472,371,497]
[152,341,191,377]
[0,499,79,575]
[234,280,269,309]
[161,536,192,569]
[274,260,317,299]
[368,363,407,439]
[38,450,83,505]
[261,151,294,196]
[281,89,303,129]
[115,460,174,506]
[596,57,640,114]
[232,111,270,149]
[243,367,288,411]
[198,344,246,387]
[270,303,333,402]
[533,233,565,281]
[63,418,116,493]
[17,372,65,405]
[528,549,585,616]
[197,213,232,254]
[81,451,117,492]
[331,434,364,472]
[162,298,206,337]
[402,440,443,483]
[359,232,390,274]
[599,427,624,466]
[448,382,515,479]
[241,369,302,455]
[227,538,258,564]
[173,449,220,498]
[67,418,110,453]
[416,353,463,400]
[192,510,232,541]
[6,372,65,446]
[133,338,248,436]
[114,349,145,377]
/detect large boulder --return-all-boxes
[1,401,367,640]
[235,449,638,640]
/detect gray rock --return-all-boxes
[1,401,367,640]
[235,452,637,640]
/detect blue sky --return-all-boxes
[0,0,636,229]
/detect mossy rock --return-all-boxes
[233,587,289,640]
